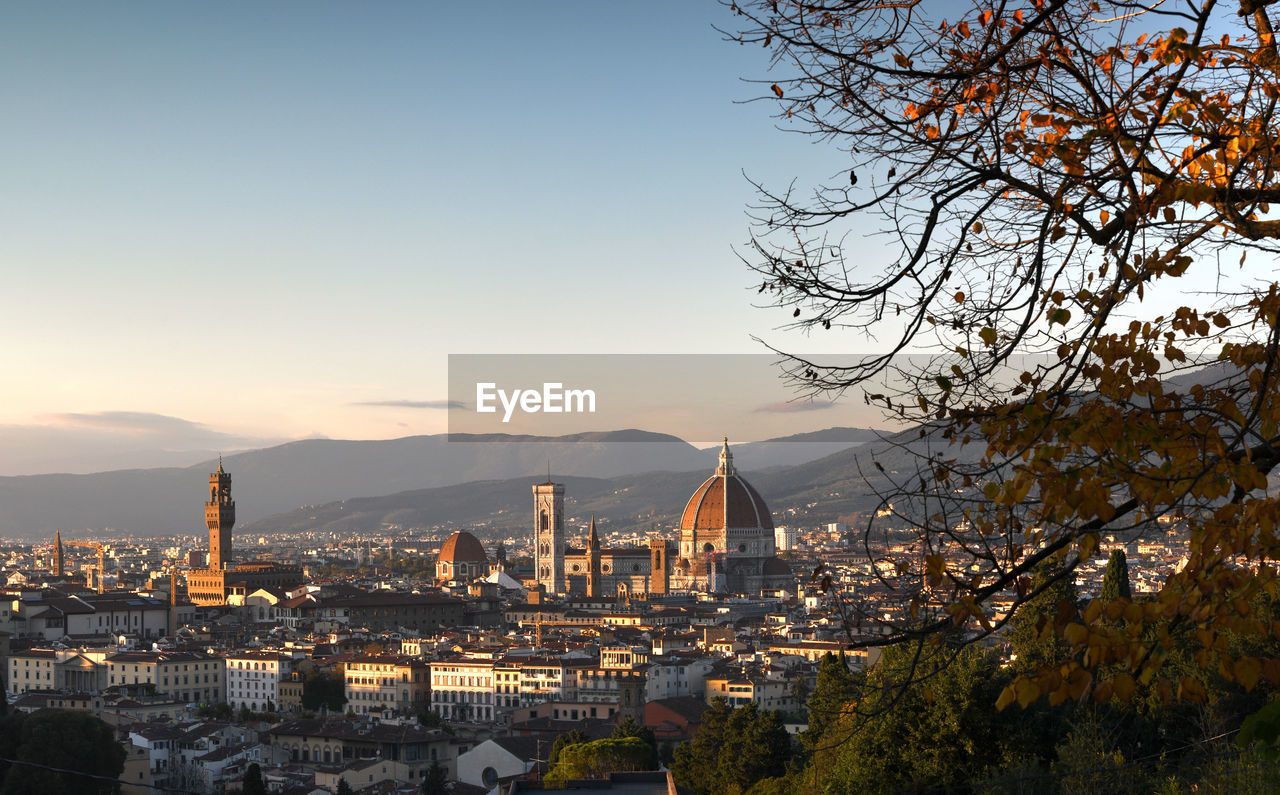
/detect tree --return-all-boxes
[1100,548,1133,603]
[550,729,589,765]
[671,700,793,795]
[336,778,354,795]
[611,715,658,764]
[730,0,1280,708]
[811,644,1012,792]
[241,762,266,795]
[421,759,448,795]
[0,711,125,794]
[545,737,657,785]
[302,669,347,712]
[799,653,859,760]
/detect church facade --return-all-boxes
[533,440,791,597]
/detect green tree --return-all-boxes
[0,711,125,794]
[1007,562,1079,676]
[611,716,657,765]
[421,759,448,795]
[799,653,859,760]
[545,737,656,784]
[241,762,267,795]
[550,729,589,765]
[302,669,347,712]
[336,778,354,795]
[813,644,1009,793]
[1100,549,1133,603]
[671,700,792,795]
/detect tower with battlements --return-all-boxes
[206,459,235,570]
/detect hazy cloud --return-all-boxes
[42,411,215,435]
[352,399,465,410]
[0,412,287,476]
[753,400,837,413]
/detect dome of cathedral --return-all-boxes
[438,531,487,564]
[679,440,774,531]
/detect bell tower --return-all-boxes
[206,459,236,570]
[52,530,64,578]
[586,515,602,599]
[533,478,565,595]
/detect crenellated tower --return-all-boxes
[533,479,565,594]
[206,458,236,570]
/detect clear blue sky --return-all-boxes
[0,1,871,471]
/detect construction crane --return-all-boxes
[66,540,107,594]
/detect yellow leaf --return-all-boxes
[979,327,997,345]
[1079,532,1099,561]
[1236,656,1263,692]
[996,683,1017,711]
[1064,623,1089,646]
[1112,672,1135,701]
[1015,676,1040,708]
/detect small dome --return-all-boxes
[679,440,774,531]
[438,531,487,564]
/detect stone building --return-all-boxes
[186,462,302,605]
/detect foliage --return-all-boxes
[1006,562,1080,677]
[798,652,859,762]
[302,669,348,712]
[550,729,589,765]
[241,762,267,795]
[0,710,125,794]
[417,707,446,730]
[611,715,658,760]
[813,644,1010,793]
[1100,549,1133,603]
[544,737,657,784]
[336,778,354,795]
[421,759,448,795]
[730,0,1280,710]
[198,702,234,720]
[670,699,793,795]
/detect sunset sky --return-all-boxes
[2,2,887,474]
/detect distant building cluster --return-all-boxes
[0,439,1199,793]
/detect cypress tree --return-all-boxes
[1100,548,1132,602]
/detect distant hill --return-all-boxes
[0,428,881,539]
[241,425,956,536]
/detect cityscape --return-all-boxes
[8,1,1280,793]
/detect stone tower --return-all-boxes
[533,479,565,595]
[586,515,601,599]
[648,539,667,595]
[206,459,236,570]
[52,530,64,578]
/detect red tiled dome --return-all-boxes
[438,531,487,564]
[678,440,774,531]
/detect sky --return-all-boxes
[0,1,885,474]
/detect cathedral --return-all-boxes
[533,440,793,596]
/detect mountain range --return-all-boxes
[0,427,887,540]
